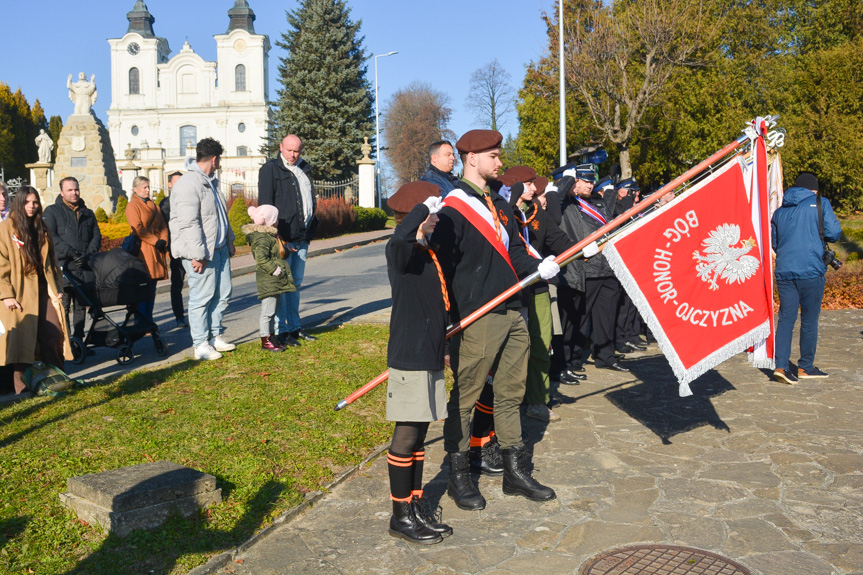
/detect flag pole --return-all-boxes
[334,132,752,411]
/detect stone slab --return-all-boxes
[65,460,217,512]
[60,488,221,537]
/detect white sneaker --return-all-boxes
[211,336,236,352]
[194,343,222,361]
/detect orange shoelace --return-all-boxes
[483,193,502,243]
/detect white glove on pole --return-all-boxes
[272,266,282,277]
[422,196,443,214]
[583,241,600,258]
[537,255,560,280]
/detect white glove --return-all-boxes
[545,184,558,194]
[272,266,282,277]
[537,255,560,280]
[583,241,600,258]
[422,196,443,214]
[562,168,577,179]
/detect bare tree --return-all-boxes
[382,82,455,186]
[465,59,515,131]
[555,0,712,178]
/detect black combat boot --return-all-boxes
[411,496,453,537]
[388,500,442,544]
[501,445,556,501]
[469,435,504,475]
[447,452,486,510]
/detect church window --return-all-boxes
[235,64,246,92]
[131,125,139,136]
[180,125,197,154]
[237,146,249,157]
[238,122,246,133]
[129,68,140,95]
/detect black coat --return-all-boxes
[430,180,540,322]
[515,200,575,294]
[386,204,447,371]
[43,195,101,285]
[257,156,318,243]
[559,190,617,282]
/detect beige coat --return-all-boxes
[0,218,73,365]
[127,193,169,280]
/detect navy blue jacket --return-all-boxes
[771,186,841,280]
[420,164,459,197]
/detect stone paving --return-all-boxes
[205,309,863,575]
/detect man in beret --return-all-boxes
[420,140,459,197]
[431,129,560,510]
[771,172,841,384]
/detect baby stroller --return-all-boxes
[63,247,168,365]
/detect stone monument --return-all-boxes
[52,72,123,213]
[357,137,375,208]
[26,129,55,192]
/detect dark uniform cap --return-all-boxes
[504,165,538,183]
[387,181,441,213]
[794,172,819,192]
[615,178,640,191]
[455,129,503,154]
[593,175,614,193]
[575,163,597,183]
[535,177,549,195]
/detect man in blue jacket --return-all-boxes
[771,172,841,384]
[419,141,459,197]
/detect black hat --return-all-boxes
[575,163,596,183]
[794,172,819,192]
[616,178,640,191]
[593,175,614,193]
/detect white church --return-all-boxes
[107,0,271,197]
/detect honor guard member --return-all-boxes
[562,173,628,371]
[430,129,560,510]
[503,166,578,422]
[384,181,452,544]
[612,179,648,353]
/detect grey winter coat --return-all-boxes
[169,157,235,261]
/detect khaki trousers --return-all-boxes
[444,309,529,452]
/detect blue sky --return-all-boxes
[0,0,554,145]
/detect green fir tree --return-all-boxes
[269,0,374,180]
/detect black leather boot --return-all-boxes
[501,446,556,501]
[469,435,504,475]
[447,452,486,510]
[411,496,453,537]
[388,500,442,544]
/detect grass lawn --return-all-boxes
[0,325,393,574]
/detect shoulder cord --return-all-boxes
[417,244,451,312]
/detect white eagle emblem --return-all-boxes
[692,223,760,291]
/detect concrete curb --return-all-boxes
[187,443,390,575]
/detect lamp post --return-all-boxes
[374,50,398,208]
[558,1,566,167]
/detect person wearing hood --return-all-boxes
[169,138,236,361]
[771,172,841,384]
[242,204,296,353]
[126,176,169,323]
[43,176,102,341]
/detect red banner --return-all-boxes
[604,158,771,396]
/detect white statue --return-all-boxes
[67,72,97,115]
[35,129,54,163]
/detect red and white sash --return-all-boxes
[443,188,517,275]
[577,198,608,226]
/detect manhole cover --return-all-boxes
[580,544,751,575]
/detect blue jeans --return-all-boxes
[183,245,233,347]
[775,276,825,371]
[275,240,308,334]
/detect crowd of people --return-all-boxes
[380,129,840,544]
[0,133,320,395]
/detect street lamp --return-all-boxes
[374,50,398,208]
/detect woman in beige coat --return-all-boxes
[126,176,169,322]
[0,187,72,395]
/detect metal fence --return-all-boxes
[230,177,358,205]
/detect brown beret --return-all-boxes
[455,129,503,154]
[387,181,440,214]
[496,174,518,188]
[503,165,537,183]
[534,176,549,195]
